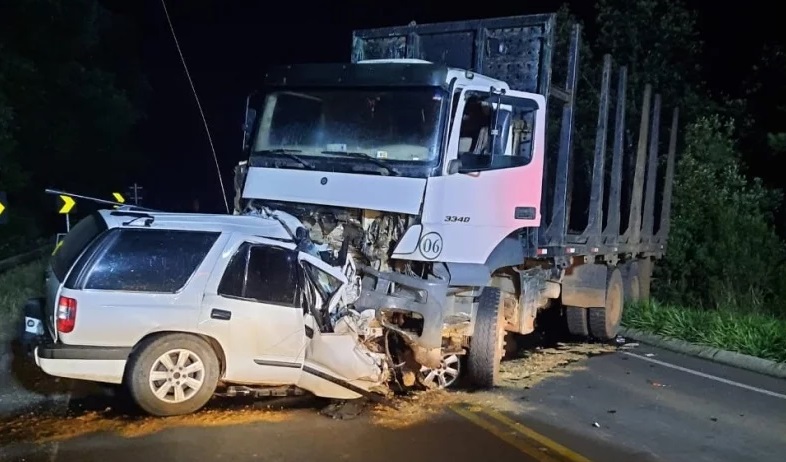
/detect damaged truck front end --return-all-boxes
[233,62,456,376]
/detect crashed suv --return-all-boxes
[21,207,440,416]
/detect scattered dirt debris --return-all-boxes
[372,342,614,429]
[499,342,615,388]
[0,405,290,445]
[1,342,615,442]
[371,389,471,429]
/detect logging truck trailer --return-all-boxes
[232,13,679,388]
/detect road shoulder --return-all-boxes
[619,326,786,379]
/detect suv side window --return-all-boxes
[52,212,108,282]
[75,228,219,293]
[217,242,300,307]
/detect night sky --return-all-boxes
[100,0,780,213]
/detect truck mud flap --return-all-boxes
[560,263,607,308]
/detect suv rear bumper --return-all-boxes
[34,343,131,385]
[21,296,131,385]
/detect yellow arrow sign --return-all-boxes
[0,201,5,216]
[113,192,125,204]
[58,195,75,214]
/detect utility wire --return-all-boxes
[159,0,230,213]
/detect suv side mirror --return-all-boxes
[447,158,463,175]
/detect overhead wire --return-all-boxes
[159,0,230,213]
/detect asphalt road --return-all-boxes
[2,343,785,462]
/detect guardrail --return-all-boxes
[0,245,52,275]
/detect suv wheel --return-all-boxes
[126,334,220,416]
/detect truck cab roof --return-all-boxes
[262,60,510,91]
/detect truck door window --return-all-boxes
[217,242,301,307]
[457,91,536,170]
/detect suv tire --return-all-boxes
[126,333,220,416]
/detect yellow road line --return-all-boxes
[450,405,561,462]
[450,404,593,462]
[482,406,593,462]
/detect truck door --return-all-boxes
[199,238,307,385]
[406,87,546,264]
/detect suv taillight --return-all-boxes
[56,296,77,333]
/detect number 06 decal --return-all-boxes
[418,232,443,260]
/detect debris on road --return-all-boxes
[592,422,600,428]
[646,379,668,388]
[499,342,616,388]
[0,405,290,445]
[0,340,611,442]
[371,389,470,429]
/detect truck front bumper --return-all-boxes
[353,266,448,369]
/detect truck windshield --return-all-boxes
[251,87,445,164]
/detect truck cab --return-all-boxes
[236,58,547,372]
[241,59,545,265]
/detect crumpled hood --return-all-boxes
[242,167,427,215]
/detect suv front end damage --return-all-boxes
[234,189,449,374]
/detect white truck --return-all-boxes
[232,13,679,389]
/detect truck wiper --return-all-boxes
[321,151,400,176]
[254,149,315,169]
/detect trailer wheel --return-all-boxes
[623,262,641,302]
[588,267,624,340]
[467,287,506,388]
[565,307,590,337]
[637,258,653,300]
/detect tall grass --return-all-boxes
[0,259,46,345]
[623,300,786,363]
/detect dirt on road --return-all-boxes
[0,341,617,445]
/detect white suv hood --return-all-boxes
[242,167,426,215]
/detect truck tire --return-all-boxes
[467,287,506,388]
[637,258,653,300]
[588,267,624,340]
[623,262,641,302]
[565,306,590,337]
[126,333,220,417]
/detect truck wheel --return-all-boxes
[638,258,653,300]
[588,267,624,340]
[565,306,589,337]
[126,333,220,417]
[623,262,641,302]
[467,287,506,388]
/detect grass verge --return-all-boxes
[0,258,46,346]
[623,300,786,363]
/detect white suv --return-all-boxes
[22,208,391,416]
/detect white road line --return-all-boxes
[622,351,786,400]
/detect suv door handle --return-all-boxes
[211,308,231,321]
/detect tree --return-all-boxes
[559,0,786,311]
[657,115,784,310]
[0,0,147,238]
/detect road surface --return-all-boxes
[1,342,784,462]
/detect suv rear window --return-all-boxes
[51,213,108,281]
[68,228,220,293]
